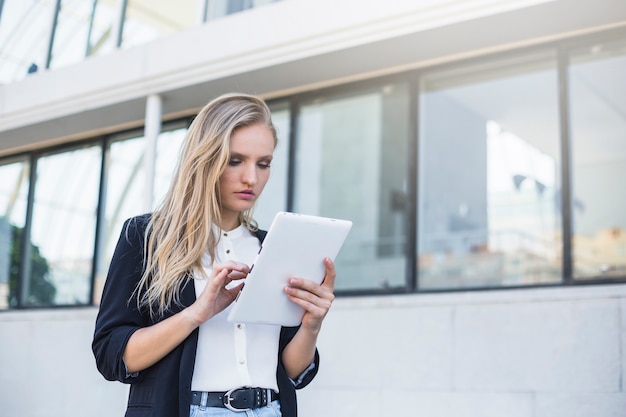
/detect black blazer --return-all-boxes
[92,214,319,417]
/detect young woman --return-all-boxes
[93,93,336,417]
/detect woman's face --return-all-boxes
[218,122,275,229]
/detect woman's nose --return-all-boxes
[242,164,257,185]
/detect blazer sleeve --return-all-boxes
[278,326,320,390]
[92,215,150,384]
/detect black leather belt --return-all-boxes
[191,388,279,411]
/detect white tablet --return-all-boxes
[227,211,352,326]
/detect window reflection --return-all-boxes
[0,0,55,84]
[205,0,282,20]
[49,0,94,69]
[254,103,290,229]
[94,126,188,304]
[0,160,30,309]
[94,134,145,303]
[48,0,118,68]
[29,146,101,306]
[121,0,197,49]
[294,85,410,290]
[87,0,117,57]
[153,126,187,210]
[419,53,562,289]
[570,38,626,279]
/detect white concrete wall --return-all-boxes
[304,284,626,417]
[0,308,128,417]
[0,284,624,417]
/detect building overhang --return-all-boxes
[1,0,625,156]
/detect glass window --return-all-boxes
[569,37,626,280]
[0,0,55,84]
[121,0,197,49]
[205,0,282,21]
[153,125,187,210]
[94,126,188,304]
[87,0,117,57]
[294,84,411,291]
[96,126,187,300]
[418,52,562,289]
[27,145,101,306]
[0,159,30,309]
[48,0,93,69]
[94,133,145,303]
[48,0,118,68]
[254,102,290,229]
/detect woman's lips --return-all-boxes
[235,190,255,200]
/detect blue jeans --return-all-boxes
[190,401,282,417]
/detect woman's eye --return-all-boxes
[258,163,271,169]
[228,159,241,166]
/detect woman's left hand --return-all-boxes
[284,257,336,331]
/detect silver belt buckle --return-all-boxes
[223,388,250,412]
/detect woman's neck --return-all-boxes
[219,213,241,232]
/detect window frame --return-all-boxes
[1,27,625,310]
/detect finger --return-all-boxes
[285,292,329,317]
[287,277,335,302]
[285,284,334,308]
[227,269,248,281]
[210,262,249,285]
[214,261,250,276]
[208,268,230,290]
[287,277,318,291]
[320,258,336,290]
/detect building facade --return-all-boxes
[0,0,625,416]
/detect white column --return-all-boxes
[144,94,162,212]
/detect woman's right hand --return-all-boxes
[123,261,249,373]
[185,261,250,326]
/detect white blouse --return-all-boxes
[191,224,281,392]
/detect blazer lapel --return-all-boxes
[180,276,196,308]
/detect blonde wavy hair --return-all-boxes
[135,93,277,317]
